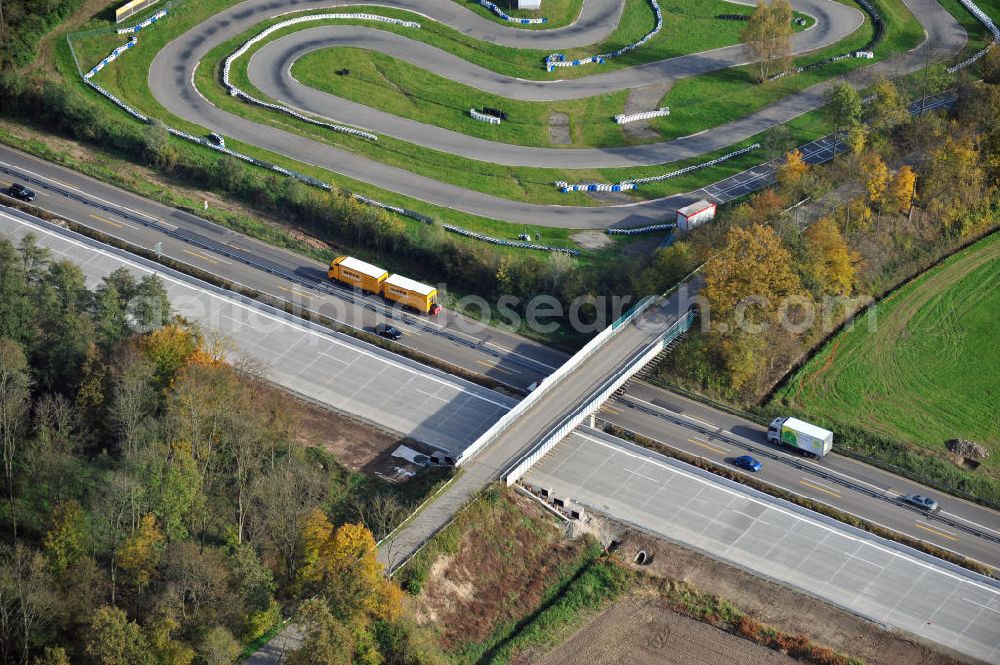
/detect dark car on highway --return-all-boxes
[731,455,762,472]
[374,323,403,341]
[901,494,939,512]
[7,183,36,202]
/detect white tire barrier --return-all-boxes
[441,224,580,255]
[614,107,669,124]
[351,194,433,223]
[556,144,760,192]
[947,0,998,72]
[606,223,675,235]
[959,0,1000,39]
[477,0,547,24]
[116,9,167,34]
[470,109,502,124]
[545,0,662,70]
[222,14,424,142]
[84,36,137,79]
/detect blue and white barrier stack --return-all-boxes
[223,14,424,142]
[84,36,138,79]
[477,0,547,24]
[554,181,636,193]
[116,9,167,34]
[470,109,502,124]
[614,107,669,124]
[545,0,662,70]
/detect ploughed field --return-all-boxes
[774,232,1000,469]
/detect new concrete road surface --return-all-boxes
[0,145,566,390]
[147,0,965,226]
[0,207,515,456]
[379,285,695,569]
[603,382,1000,569]
[524,428,1000,664]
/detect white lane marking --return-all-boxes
[0,158,158,221]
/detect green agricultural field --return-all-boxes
[774,232,1000,469]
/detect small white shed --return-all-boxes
[676,199,717,232]
[517,0,542,9]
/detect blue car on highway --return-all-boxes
[732,455,762,472]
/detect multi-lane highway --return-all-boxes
[2,143,998,569]
[0,206,516,456]
[0,146,564,390]
[143,0,966,227]
[524,427,1000,664]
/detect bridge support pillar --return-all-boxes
[589,413,596,428]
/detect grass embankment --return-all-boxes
[398,487,631,665]
[648,0,926,140]
[455,0,584,30]
[774,232,1000,493]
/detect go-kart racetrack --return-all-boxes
[149,0,966,227]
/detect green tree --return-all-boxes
[197,626,240,665]
[827,82,863,133]
[43,501,88,574]
[632,242,695,296]
[32,647,71,665]
[0,337,30,541]
[85,606,152,665]
[285,598,353,665]
[130,276,171,333]
[743,0,793,82]
[869,77,909,134]
[116,513,164,592]
[145,441,202,542]
[0,239,33,345]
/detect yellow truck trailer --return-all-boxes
[328,256,388,294]
[383,274,441,315]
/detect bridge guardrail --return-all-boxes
[504,309,695,484]
[455,295,657,465]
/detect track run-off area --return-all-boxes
[76,0,976,229]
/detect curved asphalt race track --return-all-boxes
[150,0,965,227]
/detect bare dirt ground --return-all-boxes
[601,521,983,665]
[571,230,613,249]
[411,491,586,651]
[537,595,801,665]
[283,389,425,477]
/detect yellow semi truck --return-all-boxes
[383,274,441,315]
[327,256,441,315]
[327,256,388,294]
